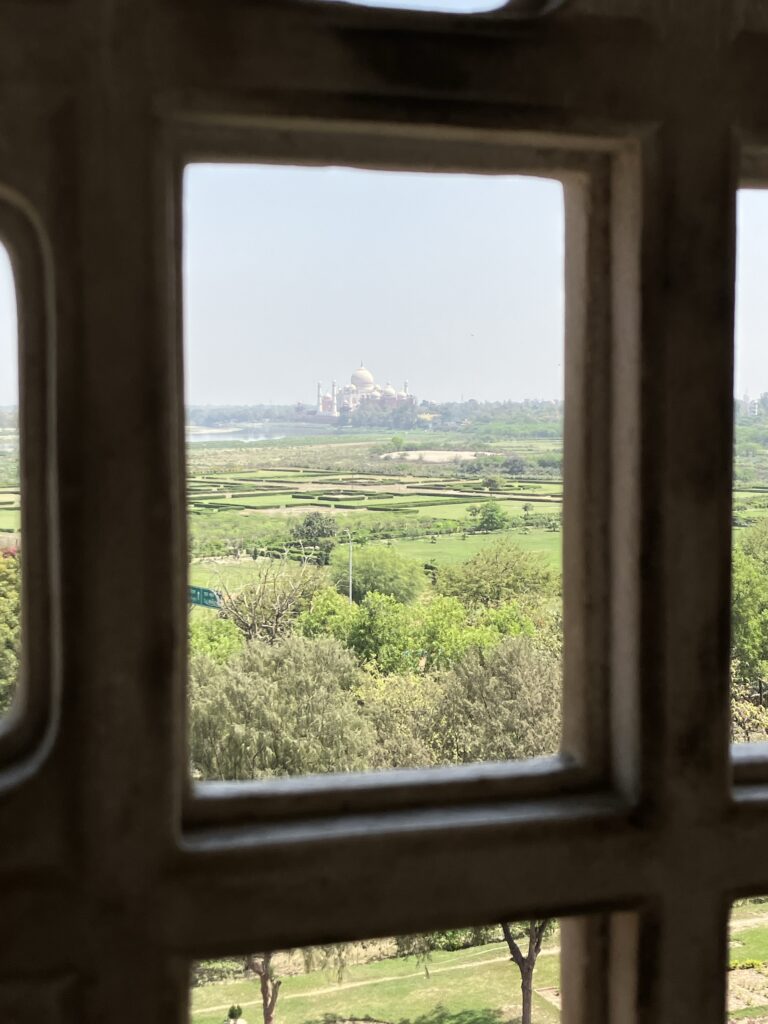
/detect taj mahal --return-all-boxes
[314,364,416,419]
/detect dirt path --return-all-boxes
[732,915,768,930]
[193,949,560,1017]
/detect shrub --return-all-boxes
[728,958,764,971]
[330,545,425,605]
[192,960,244,987]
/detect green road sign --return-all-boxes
[188,585,221,609]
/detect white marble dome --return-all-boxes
[351,365,374,391]
[382,383,396,397]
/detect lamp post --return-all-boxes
[345,528,353,604]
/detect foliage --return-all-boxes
[437,539,557,608]
[218,555,326,643]
[728,959,765,971]
[297,587,358,644]
[290,512,338,564]
[298,588,535,677]
[189,614,244,664]
[192,960,246,988]
[417,596,531,671]
[420,927,501,952]
[435,636,561,764]
[0,555,20,715]
[731,522,768,740]
[468,501,509,532]
[330,545,424,605]
[228,1006,244,1020]
[346,592,421,674]
[359,672,443,770]
[189,636,373,781]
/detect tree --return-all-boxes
[731,523,768,739]
[501,920,553,1024]
[503,456,526,476]
[290,513,338,564]
[250,953,280,1024]
[346,592,420,674]
[217,555,325,643]
[188,635,373,780]
[467,500,509,533]
[435,635,561,764]
[731,545,768,698]
[297,587,358,645]
[390,637,560,1024]
[330,545,424,605]
[359,672,442,769]
[0,555,20,716]
[438,539,556,608]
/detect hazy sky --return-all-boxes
[183,165,565,405]
[0,181,766,407]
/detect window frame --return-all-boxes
[165,116,634,830]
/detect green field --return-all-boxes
[387,530,561,568]
[185,432,564,580]
[188,907,768,1024]
[190,560,277,589]
[0,510,19,530]
[728,907,768,1019]
[189,529,561,592]
[191,940,561,1024]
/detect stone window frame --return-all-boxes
[2,3,768,1024]
[171,119,617,826]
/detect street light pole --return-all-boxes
[345,529,353,604]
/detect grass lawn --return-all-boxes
[731,924,768,962]
[0,509,20,530]
[410,501,561,522]
[189,529,563,591]
[191,941,560,1024]
[189,561,275,589]
[387,530,562,569]
[728,912,768,1019]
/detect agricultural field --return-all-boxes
[186,431,564,576]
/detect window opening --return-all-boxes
[728,898,768,1018]
[317,0,508,12]
[190,918,565,1024]
[732,189,768,744]
[0,242,20,720]
[183,163,565,783]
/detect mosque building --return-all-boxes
[315,364,416,418]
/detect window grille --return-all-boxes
[0,4,761,1024]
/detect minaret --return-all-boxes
[403,379,409,395]
[316,381,323,414]
[331,380,338,416]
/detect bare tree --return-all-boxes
[501,919,552,1024]
[217,553,323,644]
[246,953,281,1024]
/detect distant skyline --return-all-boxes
[1,182,767,406]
